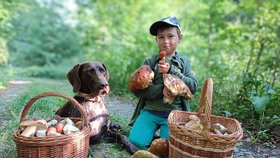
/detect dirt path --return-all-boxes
[0,79,279,158]
[0,80,31,126]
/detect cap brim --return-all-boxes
[150,21,179,36]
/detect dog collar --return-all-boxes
[76,92,102,102]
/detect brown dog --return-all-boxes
[55,61,138,154]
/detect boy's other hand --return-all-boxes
[158,60,170,74]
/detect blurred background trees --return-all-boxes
[0,0,279,143]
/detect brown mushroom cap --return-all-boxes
[20,118,48,130]
[128,65,154,92]
[163,74,193,99]
[189,115,200,122]
[148,138,169,157]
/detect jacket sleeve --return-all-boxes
[132,57,164,99]
[169,58,198,94]
[133,84,164,99]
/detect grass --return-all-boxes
[0,78,131,158]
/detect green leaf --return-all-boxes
[251,95,269,114]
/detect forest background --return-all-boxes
[0,0,279,152]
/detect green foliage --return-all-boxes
[11,61,74,79]
[235,72,279,118]
[7,0,83,67]
[13,66,68,79]
[0,66,11,88]
[0,0,25,65]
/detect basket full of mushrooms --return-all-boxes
[168,78,243,158]
[13,92,91,158]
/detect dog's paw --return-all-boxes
[109,121,122,131]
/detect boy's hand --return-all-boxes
[158,60,170,74]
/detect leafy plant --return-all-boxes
[7,0,83,67]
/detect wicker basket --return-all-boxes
[13,92,91,158]
[168,78,243,158]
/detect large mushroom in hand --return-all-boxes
[163,74,193,104]
[128,65,154,92]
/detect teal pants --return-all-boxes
[128,110,169,149]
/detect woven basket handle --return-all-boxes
[197,78,213,132]
[20,92,89,127]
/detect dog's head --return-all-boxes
[67,61,110,96]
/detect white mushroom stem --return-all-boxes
[47,119,58,127]
[65,118,74,126]
[63,124,80,135]
[36,130,47,137]
[21,125,38,137]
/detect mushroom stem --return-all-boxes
[21,125,38,137]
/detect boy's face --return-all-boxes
[155,27,182,57]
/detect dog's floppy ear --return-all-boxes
[102,63,109,81]
[67,64,81,93]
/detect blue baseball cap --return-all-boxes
[149,16,182,36]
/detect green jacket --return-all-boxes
[129,52,198,126]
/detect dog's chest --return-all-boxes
[80,101,109,119]
[80,100,110,136]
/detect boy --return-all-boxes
[128,16,198,149]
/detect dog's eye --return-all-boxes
[99,68,105,73]
[88,68,96,74]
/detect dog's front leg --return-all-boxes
[109,121,122,133]
[105,130,138,154]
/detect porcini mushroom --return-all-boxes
[132,150,159,158]
[19,118,48,137]
[148,138,169,158]
[184,115,203,131]
[128,65,154,92]
[21,126,38,137]
[62,118,80,134]
[163,74,193,104]
[211,123,232,135]
[47,119,58,127]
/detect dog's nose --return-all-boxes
[99,83,108,89]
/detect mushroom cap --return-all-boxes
[132,150,158,158]
[148,138,169,157]
[163,74,193,99]
[189,115,200,122]
[20,118,48,130]
[128,65,154,92]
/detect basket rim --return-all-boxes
[19,92,89,126]
[14,92,91,142]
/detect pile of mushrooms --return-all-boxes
[179,114,203,132]
[211,123,232,135]
[19,116,81,137]
[179,115,232,135]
